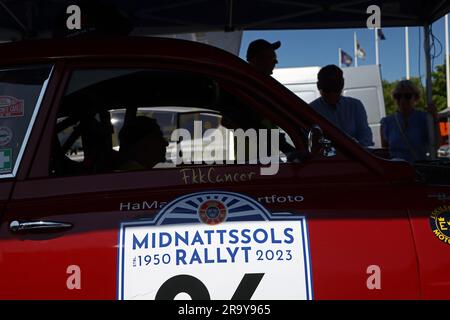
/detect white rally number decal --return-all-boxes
[155,273,264,300]
[118,191,312,300]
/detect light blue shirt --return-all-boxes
[310,96,374,147]
[380,110,429,162]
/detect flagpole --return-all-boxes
[405,26,410,79]
[375,28,380,65]
[354,32,358,67]
[446,14,450,150]
[424,23,437,159]
[446,14,450,109]
[338,48,342,68]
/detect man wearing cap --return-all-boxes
[246,39,281,75]
[310,64,373,147]
[242,39,296,157]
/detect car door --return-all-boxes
[0,59,420,299]
[408,182,450,299]
[0,64,55,294]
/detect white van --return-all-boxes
[272,65,386,147]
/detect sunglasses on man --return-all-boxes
[318,79,344,93]
[320,88,342,93]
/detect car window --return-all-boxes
[0,65,53,177]
[51,68,299,176]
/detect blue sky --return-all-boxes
[239,16,448,82]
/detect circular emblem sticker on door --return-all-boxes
[198,200,227,225]
[430,205,450,245]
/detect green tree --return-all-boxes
[432,62,448,112]
[382,79,396,115]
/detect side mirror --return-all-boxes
[308,125,336,158]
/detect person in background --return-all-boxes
[380,80,437,162]
[221,38,294,159]
[310,64,374,147]
[246,39,281,76]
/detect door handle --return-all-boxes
[9,220,73,233]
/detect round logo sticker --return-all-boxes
[198,200,227,225]
[430,205,450,245]
[0,127,12,146]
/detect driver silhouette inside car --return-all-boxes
[117,116,168,171]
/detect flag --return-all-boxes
[340,50,353,66]
[356,41,366,59]
[377,28,386,40]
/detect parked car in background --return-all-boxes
[438,144,450,158]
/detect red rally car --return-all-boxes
[0,37,449,300]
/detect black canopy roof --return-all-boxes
[1,0,450,40]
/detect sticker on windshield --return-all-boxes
[0,148,12,173]
[0,127,13,146]
[0,96,24,118]
[118,191,313,300]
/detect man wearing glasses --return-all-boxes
[310,64,374,147]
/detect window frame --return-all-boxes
[30,58,312,179]
[0,64,54,179]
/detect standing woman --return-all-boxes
[380,80,437,162]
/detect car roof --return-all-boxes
[0,36,243,67]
